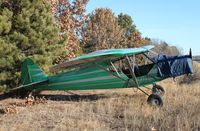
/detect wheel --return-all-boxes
[147,94,163,107]
[152,84,165,96]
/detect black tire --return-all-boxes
[152,84,165,96]
[147,94,163,107]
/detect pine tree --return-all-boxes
[0,0,67,91]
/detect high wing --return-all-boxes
[51,45,154,72]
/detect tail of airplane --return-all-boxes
[21,58,48,87]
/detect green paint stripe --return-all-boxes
[32,72,45,77]
[68,82,125,90]
[29,69,41,71]
[56,66,101,77]
[32,77,121,91]
[49,77,120,88]
[57,69,105,81]
[48,75,117,86]
[51,70,113,82]
[47,81,125,91]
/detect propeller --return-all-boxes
[189,48,192,58]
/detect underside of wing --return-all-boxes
[51,45,154,72]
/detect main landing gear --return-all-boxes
[146,84,165,107]
[124,55,165,107]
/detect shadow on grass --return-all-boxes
[0,92,12,100]
[40,93,109,102]
[40,92,144,102]
[0,89,144,102]
[0,88,27,101]
[0,89,109,102]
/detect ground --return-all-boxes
[1,74,200,131]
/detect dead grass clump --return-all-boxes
[25,96,47,106]
[0,105,17,114]
[0,96,47,115]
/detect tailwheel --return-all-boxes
[147,94,163,107]
[152,84,165,96]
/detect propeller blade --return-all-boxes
[189,48,192,58]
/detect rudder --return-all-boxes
[21,58,48,86]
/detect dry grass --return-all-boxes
[1,78,200,130]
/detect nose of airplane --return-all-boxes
[154,54,193,78]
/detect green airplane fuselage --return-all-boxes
[26,62,162,92]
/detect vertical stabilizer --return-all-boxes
[21,58,48,86]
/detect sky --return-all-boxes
[86,0,200,55]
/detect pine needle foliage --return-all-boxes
[0,0,67,91]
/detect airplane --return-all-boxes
[12,45,193,106]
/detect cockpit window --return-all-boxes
[107,53,157,78]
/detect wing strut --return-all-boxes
[125,55,150,96]
[110,61,121,77]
